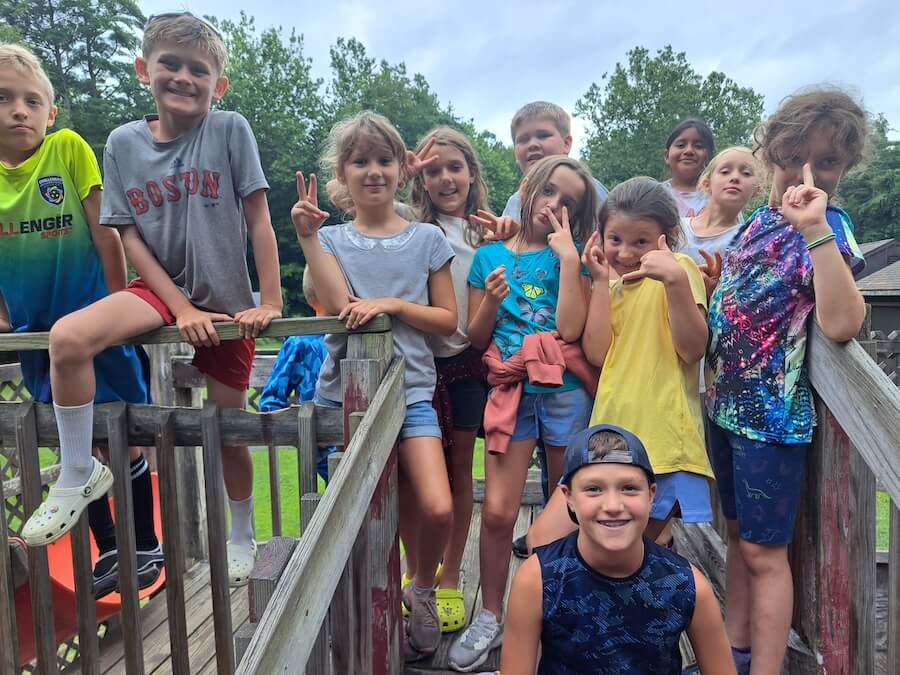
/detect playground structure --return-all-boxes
[0,314,897,674]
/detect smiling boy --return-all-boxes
[20,14,282,587]
[501,424,734,675]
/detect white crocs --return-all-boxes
[227,540,257,587]
[22,458,113,546]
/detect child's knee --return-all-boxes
[49,316,95,365]
[737,539,788,576]
[482,501,517,533]
[421,495,453,529]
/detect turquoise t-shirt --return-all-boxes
[468,241,586,394]
[0,129,149,404]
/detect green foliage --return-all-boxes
[837,116,900,242]
[576,45,765,186]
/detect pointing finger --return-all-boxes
[802,162,815,188]
[296,171,307,201]
[546,208,563,232]
[560,206,571,230]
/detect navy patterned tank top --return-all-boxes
[536,531,696,674]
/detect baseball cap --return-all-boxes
[560,424,656,486]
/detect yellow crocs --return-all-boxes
[436,587,466,633]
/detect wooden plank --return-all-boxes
[0,401,345,449]
[368,446,401,675]
[174,384,207,566]
[297,404,318,500]
[17,402,58,674]
[807,324,900,504]
[200,402,235,675]
[266,445,282,537]
[889,499,900,675]
[248,536,297,624]
[0,315,392,352]
[234,622,256,667]
[0,363,21,381]
[472,478,543,505]
[0,477,19,674]
[328,449,354,675]
[237,357,405,673]
[1,464,61,498]
[108,402,145,675]
[156,411,190,675]
[70,513,100,675]
[300,494,330,675]
[331,518,371,673]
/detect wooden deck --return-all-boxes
[91,563,248,674]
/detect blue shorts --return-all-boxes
[707,420,808,545]
[510,387,592,448]
[314,394,441,441]
[651,471,713,523]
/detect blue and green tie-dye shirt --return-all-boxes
[706,206,864,444]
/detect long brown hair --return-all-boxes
[518,156,597,244]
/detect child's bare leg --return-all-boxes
[49,294,163,488]
[524,486,577,551]
[723,519,752,647]
[399,436,453,590]
[479,439,535,617]
[739,540,792,674]
[543,443,566,490]
[440,428,477,589]
[206,376,254,546]
[398,469,419,580]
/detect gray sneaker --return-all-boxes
[406,587,440,660]
[448,608,502,672]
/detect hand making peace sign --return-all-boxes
[291,171,330,239]
[545,206,579,262]
[581,231,610,283]
[404,137,439,179]
[469,209,520,242]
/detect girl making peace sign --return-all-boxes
[448,156,598,672]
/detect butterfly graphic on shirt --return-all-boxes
[516,296,552,326]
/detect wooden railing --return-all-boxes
[679,319,900,675]
[0,316,396,674]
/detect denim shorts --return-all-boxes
[314,393,442,441]
[707,419,808,545]
[510,387,592,448]
[651,471,713,523]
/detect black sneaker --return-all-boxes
[91,544,165,599]
[512,534,529,559]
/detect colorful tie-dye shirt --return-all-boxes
[706,206,864,444]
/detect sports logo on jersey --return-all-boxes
[37,175,65,205]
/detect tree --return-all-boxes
[838,116,900,242]
[576,46,765,185]
[1,0,149,152]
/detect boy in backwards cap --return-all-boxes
[501,424,734,675]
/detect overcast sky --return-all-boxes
[141,0,900,152]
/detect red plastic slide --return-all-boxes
[14,472,166,666]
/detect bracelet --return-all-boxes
[805,232,836,251]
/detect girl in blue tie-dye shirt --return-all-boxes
[705,87,868,675]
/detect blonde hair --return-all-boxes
[321,111,407,218]
[699,146,765,195]
[519,156,596,244]
[142,14,227,74]
[408,127,489,247]
[510,101,570,143]
[599,177,681,250]
[0,43,54,103]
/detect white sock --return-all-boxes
[54,402,95,489]
[228,496,255,546]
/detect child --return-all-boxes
[662,118,715,217]
[705,88,867,675]
[403,126,507,633]
[679,146,763,296]
[448,155,598,672]
[19,14,284,590]
[292,111,457,659]
[257,266,335,482]
[502,424,736,675]
[0,43,162,597]
[524,177,713,555]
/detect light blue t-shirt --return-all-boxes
[502,176,609,220]
[468,241,587,394]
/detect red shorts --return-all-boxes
[122,279,255,391]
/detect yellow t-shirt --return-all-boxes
[589,253,712,477]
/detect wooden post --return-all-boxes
[327,451,355,675]
[70,514,99,675]
[0,478,19,674]
[267,445,282,537]
[248,536,297,623]
[17,402,58,674]
[155,411,190,675]
[888,500,900,674]
[201,402,235,675]
[301,493,330,675]
[108,402,145,675]
[297,404,318,501]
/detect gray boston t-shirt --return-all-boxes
[315,221,454,406]
[100,110,269,316]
